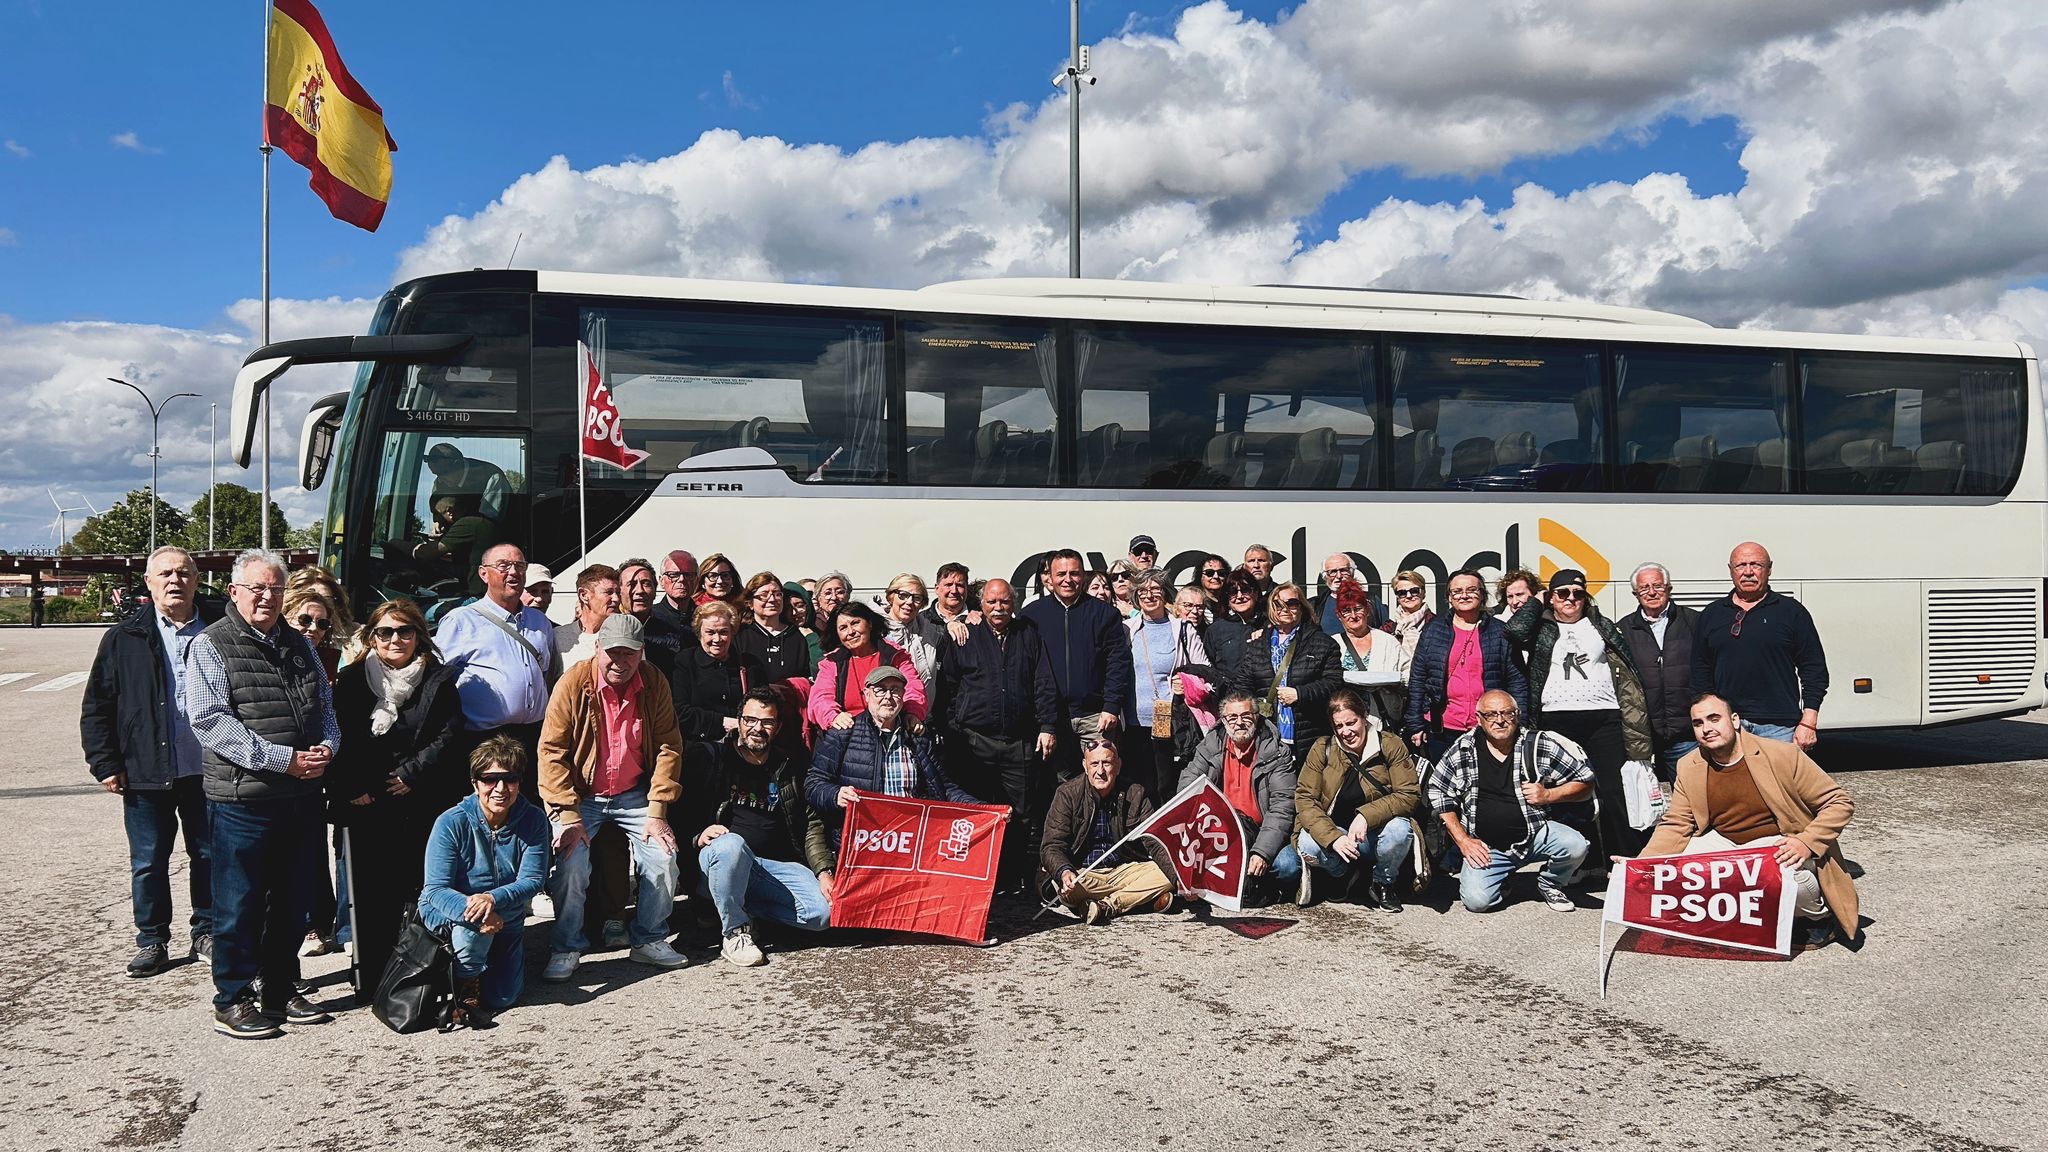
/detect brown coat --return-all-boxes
[1644,732,1859,938]
[538,658,685,824]
[1294,727,1419,849]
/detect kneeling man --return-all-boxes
[1641,693,1858,949]
[1041,742,1175,924]
[1426,689,1594,913]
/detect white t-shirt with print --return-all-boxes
[1543,617,1619,711]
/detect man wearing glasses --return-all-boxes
[805,665,976,871]
[680,690,833,967]
[1691,542,1829,750]
[652,550,701,653]
[82,546,222,980]
[183,550,340,1038]
[1619,562,1702,777]
[1424,689,1594,913]
[436,543,560,786]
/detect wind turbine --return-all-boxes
[46,489,91,551]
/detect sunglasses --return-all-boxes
[474,773,519,788]
[1552,589,1585,601]
[1395,588,1423,599]
[1201,568,1227,578]
[1274,598,1302,609]
[371,624,418,641]
[293,615,331,632]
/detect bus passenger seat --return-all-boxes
[1838,437,1893,492]
[1395,430,1441,487]
[1659,434,1718,492]
[1495,431,1537,469]
[1711,446,1756,491]
[972,419,1010,485]
[1082,423,1124,485]
[1449,436,1496,478]
[1203,432,1247,487]
[1282,427,1340,488]
[1747,438,1789,492]
[736,416,772,448]
[1905,440,1966,494]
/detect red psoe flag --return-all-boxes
[265,0,396,231]
[1132,779,1248,911]
[1603,844,1796,955]
[579,340,650,471]
[830,792,1009,943]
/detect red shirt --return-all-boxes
[593,671,646,796]
[1223,740,1261,824]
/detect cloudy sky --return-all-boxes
[2,0,2045,548]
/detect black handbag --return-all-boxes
[372,905,456,1034]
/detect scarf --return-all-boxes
[1390,605,1430,658]
[365,652,428,737]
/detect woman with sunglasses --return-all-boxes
[1404,568,1528,764]
[880,573,947,689]
[332,598,464,993]
[289,566,360,660]
[1502,567,1655,859]
[1204,568,1264,692]
[1195,554,1231,619]
[1236,581,1343,766]
[1384,570,1434,670]
[420,735,550,1027]
[1107,561,1141,620]
[283,586,343,684]
[696,554,745,609]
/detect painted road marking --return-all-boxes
[24,671,89,692]
[0,672,35,688]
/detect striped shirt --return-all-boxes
[185,626,340,775]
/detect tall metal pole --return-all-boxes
[209,402,218,551]
[260,0,274,551]
[107,379,197,556]
[1068,0,1081,279]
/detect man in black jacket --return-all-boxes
[80,546,220,979]
[939,578,1059,890]
[1018,549,1132,778]
[1692,542,1829,750]
[1619,561,1702,777]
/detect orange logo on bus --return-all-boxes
[1537,517,1609,593]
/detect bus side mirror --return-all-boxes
[228,334,474,468]
[298,393,348,492]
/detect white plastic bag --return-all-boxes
[1621,759,1668,830]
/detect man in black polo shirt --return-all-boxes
[1691,542,1829,750]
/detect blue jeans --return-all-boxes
[1297,819,1414,886]
[697,834,831,935]
[123,775,212,947]
[209,796,322,1010]
[1743,721,1796,743]
[449,920,527,1011]
[1457,821,1589,913]
[550,789,678,952]
[1266,844,1304,886]
[1656,740,1697,779]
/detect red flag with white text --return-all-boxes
[1131,779,1248,912]
[1603,844,1797,955]
[830,792,1008,943]
[579,340,649,471]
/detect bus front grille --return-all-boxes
[1926,588,2040,715]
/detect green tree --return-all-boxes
[285,521,322,549]
[182,483,291,552]
[65,489,187,555]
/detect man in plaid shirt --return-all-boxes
[1424,689,1594,912]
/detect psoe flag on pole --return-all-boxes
[579,340,651,471]
[1131,779,1248,912]
[1599,843,1797,994]
[830,792,1009,943]
[265,0,396,232]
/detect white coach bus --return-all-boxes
[237,270,2045,731]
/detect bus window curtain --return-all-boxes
[841,323,889,480]
[1033,333,1060,473]
[1959,367,2020,491]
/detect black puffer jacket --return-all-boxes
[1230,624,1345,746]
[330,657,465,823]
[1619,604,1701,749]
[1503,599,1653,761]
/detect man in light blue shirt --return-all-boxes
[436,542,559,785]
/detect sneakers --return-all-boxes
[601,919,631,950]
[189,935,213,962]
[628,940,689,968]
[300,931,339,957]
[1797,919,1837,952]
[719,926,766,968]
[1295,867,1314,907]
[1539,884,1576,912]
[1146,891,1174,915]
[1083,900,1108,926]
[530,893,554,921]
[542,951,581,983]
[1366,882,1404,914]
[214,999,281,1040]
[126,943,170,979]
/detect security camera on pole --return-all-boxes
[1051,0,1097,279]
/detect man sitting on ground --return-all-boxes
[1639,692,1859,950]
[1041,741,1177,924]
[1424,689,1594,913]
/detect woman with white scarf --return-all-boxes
[1384,569,1435,669]
[332,597,463,994]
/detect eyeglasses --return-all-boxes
[474,773,519,789]
[887,589,921,601]
[751,589,783,602]
[1552,589,1585,601]
[1449,588,1481,599]
[1273,598,1302,610]
[703,570,735,584]
[483,561,522,573]
[1634,583,1669,595]
[738,716,776,729]
[1201,568,1227,578]
[1395,588,1423,599]
[234,582,284,599]
[1476,709,1516,722]
[661,569,696,581]
[371,625,418,642]
[1137,589,1164,599]
[1337,605,1368,617]
[865,684,905,698]
[1221,712,1257,726]
[293,615,331,632]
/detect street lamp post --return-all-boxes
[209,402,218,552]
[1053,0,1096,279]
[106,378,200,556]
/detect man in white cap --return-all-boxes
[538,613,688,980]
[520,564,555,614]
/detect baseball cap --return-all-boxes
[594,613,645,651]
[864,664,907,689]
[1129,534,1157,554]
[524,563,554,588]
[1549,568,1589,593]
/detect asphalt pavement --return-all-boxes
[1,624,2042,1151]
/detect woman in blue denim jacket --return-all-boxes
[419,734,550,1026]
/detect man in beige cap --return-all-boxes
[520,563,555,614]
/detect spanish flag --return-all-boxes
[264,0,395,232]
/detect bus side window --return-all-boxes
[1800,355,2023,497]
[903,322,1058,487]
[1615,348,1791,495]
[1391,339,1602,492]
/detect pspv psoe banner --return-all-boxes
[1132,779,1248,912]
[830,791,1008,943]
[1598,843,1796,995]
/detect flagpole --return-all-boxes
[259,0,274,551]
[576,341,589,563]
[1035,775,1206,919]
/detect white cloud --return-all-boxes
[0,228,16,247]
[2,139,28,159]
[109,130,161,154]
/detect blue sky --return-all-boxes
[2,0,1742,329]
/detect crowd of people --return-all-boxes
[80,530,1855,1039]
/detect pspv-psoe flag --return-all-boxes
[579,340,651,471]
[1603,844,1796,955]
[1131,779,1247,911]
[830,792,1008,943]
[265,0,396,231]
